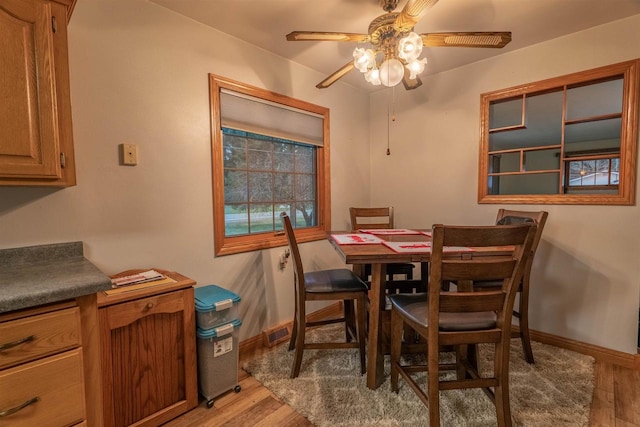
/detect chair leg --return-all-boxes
[344,299,356,343]
[518,280,535,364]
[493,338,513,427]
[356,294,367,375]
[288,316,297,351]
[290,309,306,379]
[390,308,404,393]
[427,339,440,427]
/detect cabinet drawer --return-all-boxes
[0,307,81,369]
[0,348,85,426]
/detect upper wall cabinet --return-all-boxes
[478,59,640,205]
[0,0,77,186]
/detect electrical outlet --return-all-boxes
[120,143,138,166]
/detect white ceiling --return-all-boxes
[149,0,640,92]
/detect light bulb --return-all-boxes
[406,58,427,79]
[365,69,381,85]
[353,48,375,73]
[398,32,423,62]
[379,58,404,87]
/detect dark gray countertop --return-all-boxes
[0,241,112,313]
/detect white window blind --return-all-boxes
[220,89,324,146]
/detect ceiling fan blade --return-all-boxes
[394,0,439,32]
[286,31,370,43]
[421,32,512,48]
[402,74,422,90]
[316,61,356,89]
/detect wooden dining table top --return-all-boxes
[328,230,514,263]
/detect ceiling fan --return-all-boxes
[286,0,511,90]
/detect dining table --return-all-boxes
[327,228,514,390]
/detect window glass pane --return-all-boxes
[274,173,293,200]
[248,139,273,170]
[489,97,523,129]
[523,148,561,172]
[489,152,520,173]
[568,159,619,187]
[225,204,248,236]
[249,172,272,202]
[566,78,623,120]
[294,145,315,173]
[295,174,315,200]
[249,203,274,233]
[274,143,294,171]
[488,173,559,195]
[564,117,621,151]
[224,170,247,203]
[223,134,246,169]
[294,202,316,228]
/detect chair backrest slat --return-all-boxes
[349,207,394,231]
[442,259,516,282]
[440,291,505,313]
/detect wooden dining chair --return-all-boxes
[389,223,536,426]
[281,212,368,378]
[477,209,548,364]
[349,207,422,293]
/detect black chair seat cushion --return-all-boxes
[388,293,497,331]
[304,269,369,293]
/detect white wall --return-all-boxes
[369,15,640,353]
[0,0,370,341]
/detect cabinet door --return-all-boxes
[0,0,61,179]
[99,289,197,427]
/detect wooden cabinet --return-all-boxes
[98,270,198,427]
[0,0,77,186]
[0,301,86,426]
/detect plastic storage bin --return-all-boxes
[197,319,242,407]
[195,285,241,330]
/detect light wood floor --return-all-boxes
[165,346,640,427]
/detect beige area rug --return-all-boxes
[243,324,594,426]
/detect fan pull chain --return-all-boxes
[386,87,396,155]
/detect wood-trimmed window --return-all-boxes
[210,75,331,256]
[478,59,639,205]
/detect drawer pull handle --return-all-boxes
[0,396,40,417]
[0,335,35,352]
[146,302,154,310]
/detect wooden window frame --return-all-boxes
[478,59,640,205]
[210,75,331,256]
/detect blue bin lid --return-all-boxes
[194,284,241,312]
[197,318,242,339]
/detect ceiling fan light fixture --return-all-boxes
[397,31,423,61]
[379,58,404,87]
[365,69,382,85]
[406,57,427,79]
[353,47,376,73]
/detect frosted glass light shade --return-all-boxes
[398,32,423,62]
[353,48,375,73]
[365,69,381,85]
[379,58,404,87]
[406,58,427,79]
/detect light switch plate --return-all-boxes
[120,143,138,166]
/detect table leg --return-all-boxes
[366,263,386,390]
